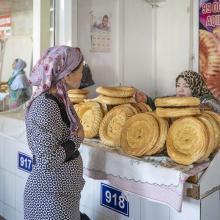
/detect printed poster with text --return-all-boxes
[199,0,220,101]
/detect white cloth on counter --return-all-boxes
[0,92,9,101]
[80,138,209,212]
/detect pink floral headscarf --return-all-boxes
[27,46,83,133]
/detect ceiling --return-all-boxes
[0,0,33,15]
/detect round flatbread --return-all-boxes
[155,97,200,107]
[121,113,159,157]
[95,95,135,105]
[96,86,135,98]
[99,105,135,148]
[156,107,200,118]
[204,111,220,148]
[68,89,89,95]
[74,101,103,138]
[167,117,208,165]
[144,112,169,155]
[196,114,216,162]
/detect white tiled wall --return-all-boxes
[169,198,200,220]
[0,134,31,220]
[80,178,203,220]
[4,172,16,208]
[3,139,17,173]
[0,201,4,216]
[0,170,4,203]
[140,198,170,220]
[15,177,27,213]
[2,204,16,220]
[0,139,5,169]
[201,191,220,220]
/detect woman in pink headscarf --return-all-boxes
[24,46,92,220]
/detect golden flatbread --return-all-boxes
[96,86,135,98]
[144,112,169,155]
[121,113,159,157]
[167,117,208,165]
[156,107,200,118]
[99,106,135,148]
[74,101,103,138]
[68,89,88,95]
[155,97,200,107]
[95,95,135,105]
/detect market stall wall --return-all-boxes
[74,0,194,98]
[11,10,33,37]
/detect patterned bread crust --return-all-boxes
[95,95,135,105]
[68,89,89,95]
[204,111,220,148]
[121,113,159,157]
[155,97,200,107]
[156,107,200,118]
[74,101,103,138]
[99,106,135,148]
[96,86,135,98]
[166,117,208,165]
[144,112,169,155]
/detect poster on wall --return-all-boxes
[0,15,11,40]
[90,11,111,53]
[199,0,220,101]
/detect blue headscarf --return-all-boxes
[8,58,28,90]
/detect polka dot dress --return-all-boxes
[24,93,85,220]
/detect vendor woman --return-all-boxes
[8,58,31,109]
[135,70,220,113]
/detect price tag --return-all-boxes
[17,152,32,173]
[101,183,129,216]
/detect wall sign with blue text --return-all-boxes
[17,152,32,173]
[101,183,129,217]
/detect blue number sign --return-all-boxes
[18,152,32,173]
[101,183,129,217]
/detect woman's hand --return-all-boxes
[134,89,148,103]
[77,123,84,139]
[199,103,213,111]
[71,123,84,140]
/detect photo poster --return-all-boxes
[90,11,111,53]
[199,0,220,101]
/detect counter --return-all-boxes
[0,108,219,220]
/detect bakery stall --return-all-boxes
[0,102,220,220]
[1,0,220,220]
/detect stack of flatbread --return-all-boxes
[121,112,169,157]
[0,82,8,93]
[99,104,138,148]
[95,86,136,105]
[74,101,103,138]
[167,111,220,165]
[68,89,88,104]
[155,97,201,118]
[130,102,152,113]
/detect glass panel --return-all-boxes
[0,0,33,111]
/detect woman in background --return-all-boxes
[8,58,31,109]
